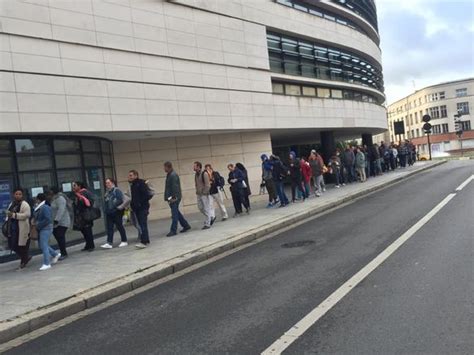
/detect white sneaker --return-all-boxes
[118,242,128,248]
[101,243,113,249]
[135,243,147,249]
[51,253,61,264]
[39,264,51,271]
[323,188,326,192]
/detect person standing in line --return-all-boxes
[72,181,96,252]
[300,157,312,199]
[34,193,61,271]
[328,152,342,188]
[194,161,215,229]
[164,161,191,236]
[271,155,289,207]
[288,151,305,203]
[227,163,250,216]
[261,154,278,207]
[235,163,251,210]
[48,187,70,259]
[205,164,228,221]
[355,147,367,182]
[308,150,325,196]
[101,178,128,249]
[128,170,151,249]
[342,145,356,183]
[5,188,31,269]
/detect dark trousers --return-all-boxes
[265,178,278,203]
[13,239,30,264]
[291,179,305,202]
[81,226,94,250]
[53,226,68,256]
[106,210,127,244]
[134,208,150,244]
[169,200,189,233]
[275,180,289,205]
[230,187,249,213]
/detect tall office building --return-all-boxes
[0,0,386,242]
[386,78,473,157]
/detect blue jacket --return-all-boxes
[104,187,124,215]
[34,203,53,231]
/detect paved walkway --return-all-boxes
[0,162,439,324]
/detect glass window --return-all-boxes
[302,86,316,96]
[455,88,467,97]
[272,82,284,94]
[439,91,445,99]
[331,89,343,98]
[0,157,12,174]
[285,84,301,96]
[84,153,102,167]
[54,139,80,153]
[457,102,470,114]
[56,169,83,195]
[104,168,114,181]
[0,139,11,153]
[17,155,52,172]
[461,121,471,131]
[82,139,101,153]
[283,55,300,75]
[15,139,49,155]
[442,124,449,133]
[102,154,113,167]
[19,171,54,201]
[282,38,298,54]
[317,88,331,98]
[440,105,447,118]
[101,141,112,156]
[56,154,82,169]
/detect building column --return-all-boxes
[361,133,373,146]
[320,131,335,163]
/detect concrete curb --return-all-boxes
[0,160,446,344]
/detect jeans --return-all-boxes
[211,190,228,219]
[81,226,94,249]
[314,175,325,194]
[291,179,305,201]
[106,210,127,244]
[39,227,58,266]
[53,225,68,256]
[169,200,190,233]
[197,195,215,227]
[333,169,341,186]
[134,208,150,244]
[275,180,289,205]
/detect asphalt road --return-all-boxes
[6,161,474,355]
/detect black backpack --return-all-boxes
[215,172,225,188]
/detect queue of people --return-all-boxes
[3,141,417,271]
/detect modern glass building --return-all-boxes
[0,0,386,254]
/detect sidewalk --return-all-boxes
[0,161,445,343]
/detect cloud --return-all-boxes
[377,0,474,103]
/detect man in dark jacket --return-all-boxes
[342,145,355,183]
[271,155,289,207]
[128,170,150,248]
[164,161,190,237]
[288,151,305,202]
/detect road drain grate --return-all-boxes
[281,240,315,248]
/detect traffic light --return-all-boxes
[422,114,432,134]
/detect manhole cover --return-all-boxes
[281,240,315,248]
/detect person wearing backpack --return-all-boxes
[48,187,71,259]
[128,170,151,249]
[72,181,96,252]
[205,164,228,221]
[194,161,215,229]
[270,155,289,207]
[34,193,61,271]
[101,178,128,249]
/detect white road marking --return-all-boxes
[455,175,474,191]
[262,192,457,355]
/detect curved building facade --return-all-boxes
[0,0,386,233]
[386,78,473,157]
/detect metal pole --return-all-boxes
[427,133,432,160]
[460,136,464,157]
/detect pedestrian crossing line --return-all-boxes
[261,192,457,355]
[455,174,474,191]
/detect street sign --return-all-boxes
[423,122,432,132]
[422,114,431,123]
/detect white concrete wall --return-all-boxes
[113,131,272,219]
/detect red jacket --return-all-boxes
[300,161,312,183]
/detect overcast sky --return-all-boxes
[377,0,474,105]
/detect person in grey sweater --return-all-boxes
[164,161,191,236]
[48,187,71,259]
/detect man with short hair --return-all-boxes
[261,154,278,207]
[128,170,150,248]
[48,186,71,259]
[194,161,215,229]
[164,161,191,237]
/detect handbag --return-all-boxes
[1,220,9,238]
[83,206,102,222]
[29,220,38,240]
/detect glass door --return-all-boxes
[85,167,105,235]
